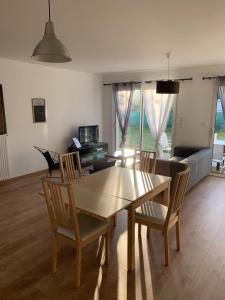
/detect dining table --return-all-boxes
[75,166,171,271]
[40,166,171,272]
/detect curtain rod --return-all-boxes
[202,76,224,80]
[103,77,193,86]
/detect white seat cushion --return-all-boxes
[57,213,109,241]
[135,201,168,225]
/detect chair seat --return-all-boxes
[57,213,109,241]
[135,201,169,225]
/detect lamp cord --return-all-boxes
[48,0,51,21]
[166,52,170,80]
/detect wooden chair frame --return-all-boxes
[134,150,156,174]
[42,178,111,288]
[135,167,190,266]
[59,151,83,182]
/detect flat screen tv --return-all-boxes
[79,125,99,144]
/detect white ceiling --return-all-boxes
[1,0,225,74]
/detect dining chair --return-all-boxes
[59,151,83,182]
[135,166,190,266]
[42,178,111,288]
[134,150,157,174]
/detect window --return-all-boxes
[214,99,225,140]
[212,98,225,174]
[0,85,7,135]
[115,86,175,157]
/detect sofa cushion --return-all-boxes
[173,146,204,158]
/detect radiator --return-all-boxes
[0,134,9,180]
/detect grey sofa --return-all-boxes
[154,159,187,191]
[169,146,212,191]
[151,146,212,193]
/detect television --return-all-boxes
[79,125,99,144]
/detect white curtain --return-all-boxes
[143,82,175,157]
[112,83,135,148]
[217,76,225,120]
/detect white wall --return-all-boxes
[0,58,102,178]
[102,64,225,151]
[102,86,115,152]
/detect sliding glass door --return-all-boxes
[115,86,175,158]
[212,98,225,174]
[142,106,173,157]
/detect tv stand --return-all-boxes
[68,142,108,167]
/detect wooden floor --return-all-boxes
[1,174,225,300]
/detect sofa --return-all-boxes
[154,159,187,192]
[151,146,212,193]
[169,146,212,191]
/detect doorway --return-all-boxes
[115,85,175,158]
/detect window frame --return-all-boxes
[114,85,176,155]
[0,84,7,135]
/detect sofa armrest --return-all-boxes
[182,148,212,191]
[155,159,171,177]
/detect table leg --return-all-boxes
[121,158,126,168]
[163,183,170,207]
[127,205,135,271]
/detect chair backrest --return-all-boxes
[139,150,156,173]
[34,146,59,171]
[60,152,83,182]
[165,166,191,226]
[42,178,80,241]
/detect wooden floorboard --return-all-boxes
[0,174,225,299]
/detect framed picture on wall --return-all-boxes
[32,98,46,123]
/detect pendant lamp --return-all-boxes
[156,52,179,94]
[31,0,72,63]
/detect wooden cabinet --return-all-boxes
[68,142,108,167]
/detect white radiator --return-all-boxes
[0,134,9,180]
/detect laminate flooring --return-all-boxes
[0,173,225,300]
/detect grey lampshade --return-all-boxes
[31,21,72,63]
[156,80,180,94]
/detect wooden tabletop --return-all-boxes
[73,186,130,219]
[39,182,130,220]
[40,167,171,219]
[76,166,171,202]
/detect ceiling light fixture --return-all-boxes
[31,0,72,63]
[156,52,179,94]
